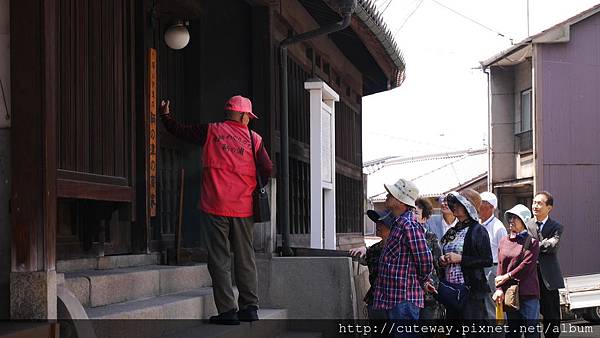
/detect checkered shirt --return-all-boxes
[372,210,434,310]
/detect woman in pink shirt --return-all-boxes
[493,204,541,338]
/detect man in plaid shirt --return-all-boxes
[372,178,435,325]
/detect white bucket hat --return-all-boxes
[480,191,498,209]
[446,191,479,221]
[384,178,419,208]
[504,204,532,225]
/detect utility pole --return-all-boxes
[527,0,530,36]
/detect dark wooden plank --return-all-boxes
[11,0,58,272]
[76,0,90,173]
[57,169,129,186]
[128,0,137,223]
[89,0,102,175]
[114,0,125,178]
[133,0,151,253]
[43,0,59,270]
[57,179,133,202]
[102,0,115,177]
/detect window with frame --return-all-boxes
[515,88,533,153]
[521,89,532,132]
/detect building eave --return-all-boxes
[354,0,406,88]
[300,0,406,94]
[480,3,600,69]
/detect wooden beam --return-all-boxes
[10,0,57,272]
[57,179,134,202]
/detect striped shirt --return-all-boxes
[372,210,434,310]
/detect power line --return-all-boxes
[429,0,514,42]
[380,0,393,14]
[367,131,454,150]
[394,0,425,37]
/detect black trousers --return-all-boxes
[538,269,561,338]
[446,293,490,338]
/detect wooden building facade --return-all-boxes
[7,0,404,318]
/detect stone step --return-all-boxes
[274,331,323,338]
[0,323,58,338]
[89,308,287,338]
[64,264,212,307]
[57,253,160,273]
[86,287,217,320]
[159,309,289,338]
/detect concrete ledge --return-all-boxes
[158,264,212,295]
[64,264,213,308]
[160,309,288,338]
[258,257,357,319]
[86,288,216,319]
[57,254,160,273]
[89,269,159,307]
[64,277,90,307]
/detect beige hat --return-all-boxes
[384,179,419,208]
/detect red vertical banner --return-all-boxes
[148,48,157,217]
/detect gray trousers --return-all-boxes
[485,265,498,319]
[203,212,258,313]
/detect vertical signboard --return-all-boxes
[148,48,157,217]
[305,80,339,249]
[321,105,333,184]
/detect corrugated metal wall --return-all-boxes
[537,12,600,276]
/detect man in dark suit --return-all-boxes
[526,191,564,338]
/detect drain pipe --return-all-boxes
[279,0,356,256]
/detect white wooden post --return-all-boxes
[305,79,339,249]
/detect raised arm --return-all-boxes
[160,100,208,145]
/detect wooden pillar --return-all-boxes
[9,0,57,319]
[251,4,277,255]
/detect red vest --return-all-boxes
[200,121,261,217]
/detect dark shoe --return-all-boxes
[237,305,259,322]
[209,309,240,325]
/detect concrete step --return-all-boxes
[89,308,287,338]
[57,253,160,272]
[273,331,323,338]
[64,264,212,307]
[86,287,217,319]
[0,323,59,338]
[159,309,288,338]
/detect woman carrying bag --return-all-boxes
[493,204,541,338]
[438,189,493,337]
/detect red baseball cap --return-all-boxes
[224,95,258,119]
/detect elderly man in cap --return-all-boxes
[159,96,273,325]
[371,179,434,329]
[479,191,508,319]
[350,209,395,321]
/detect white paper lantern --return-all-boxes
[164,22,190,50]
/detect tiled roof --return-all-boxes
[355,0,406,86]
[365,148,488,201]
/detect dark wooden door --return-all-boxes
[54,0,136,258]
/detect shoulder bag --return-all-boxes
[504,234,533,311]
[249,129,270,223]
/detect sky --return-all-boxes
[362,0,600,162]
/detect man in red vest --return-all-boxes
[160,95,273,325]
